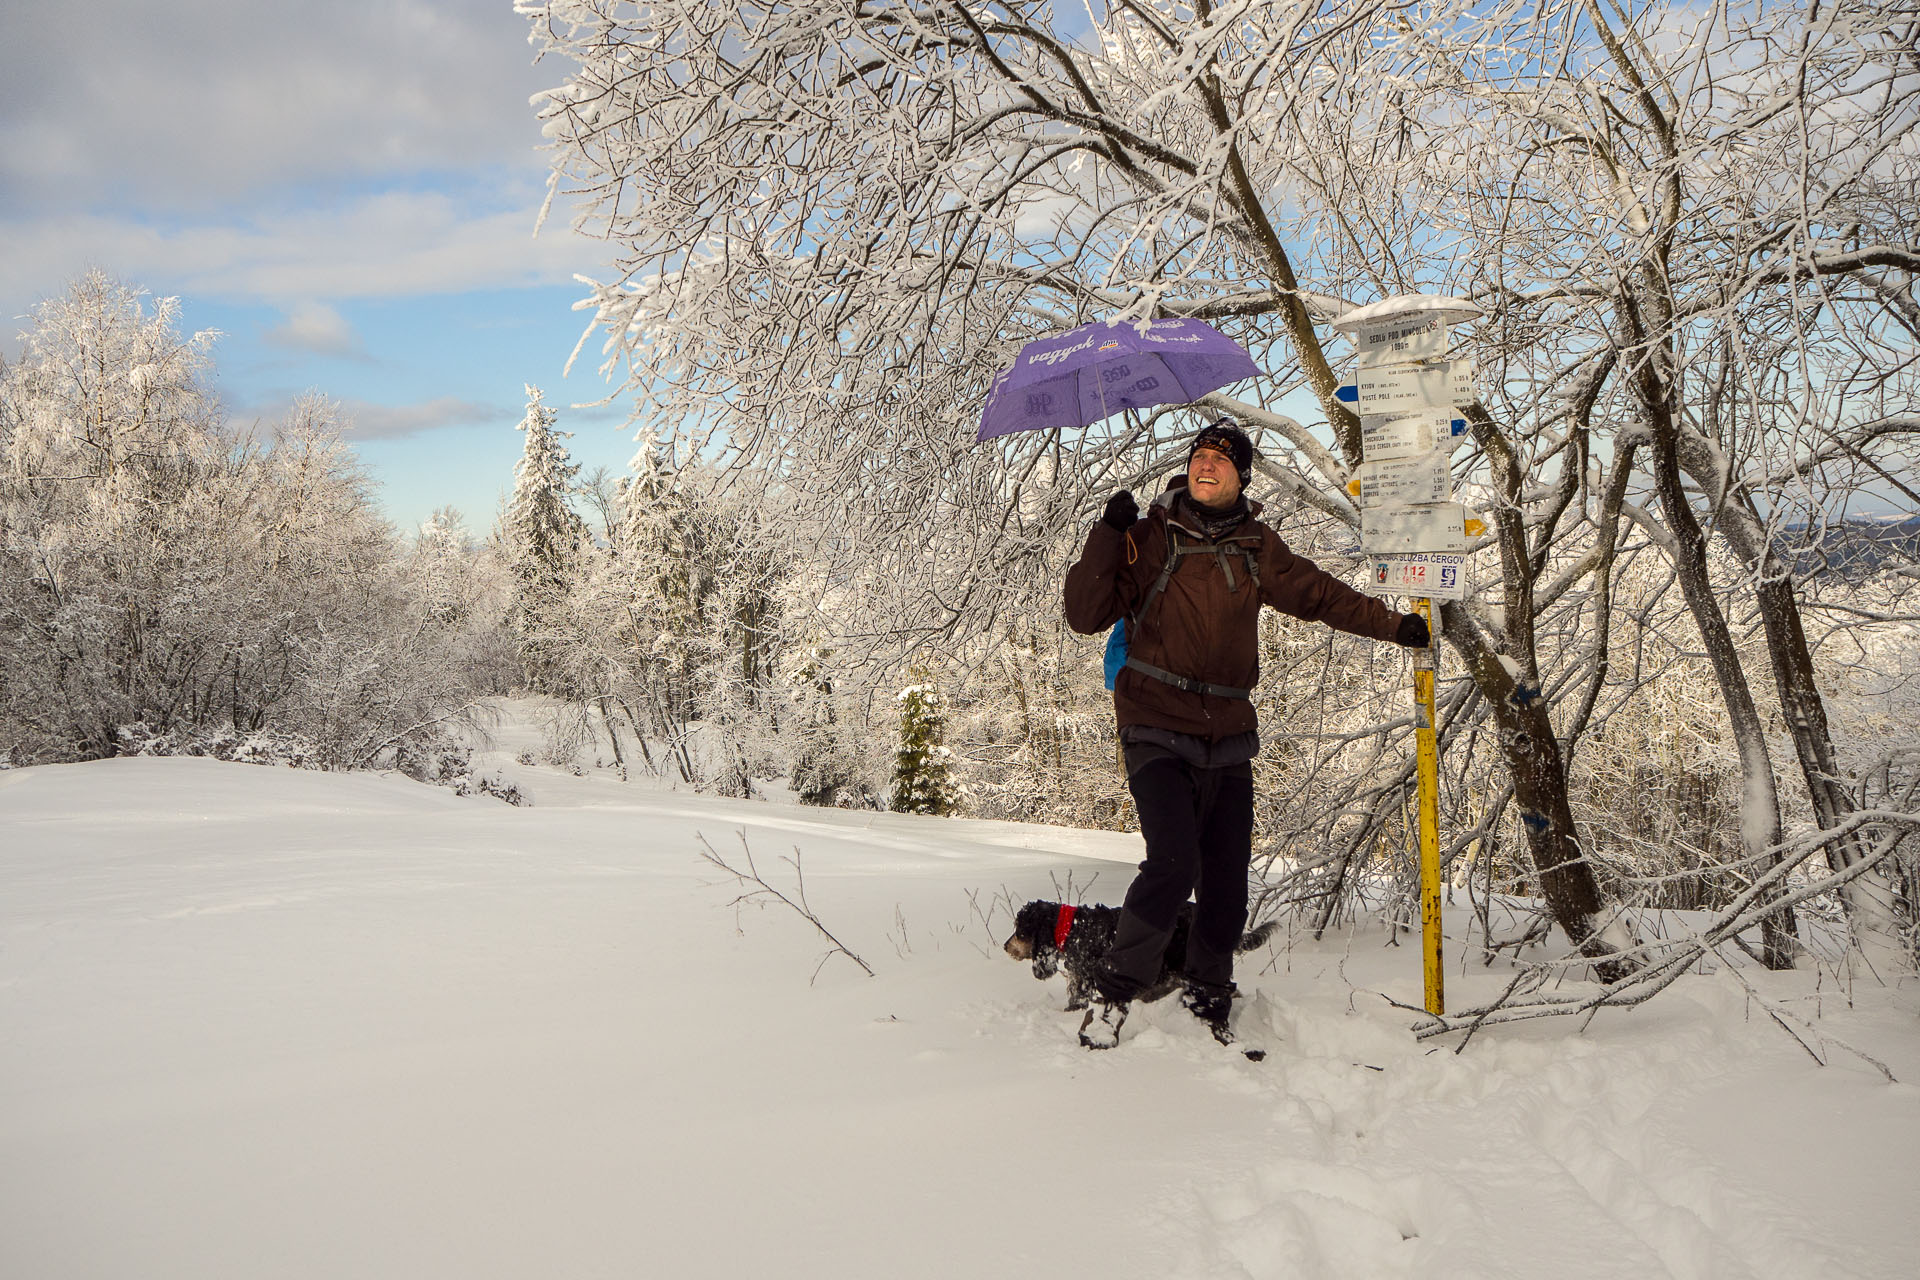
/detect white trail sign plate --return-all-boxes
[1353,314,1447,369]
[1361,501,1470,554]
[1361,410,1457,460]
[1356,360,1474,413]
[1357,452,1452,506]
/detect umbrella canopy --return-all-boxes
[976,317,1259,441]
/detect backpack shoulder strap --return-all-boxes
[1130,519,1184,630]
[1132,522,1262,631]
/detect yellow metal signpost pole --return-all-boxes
[1412,596,1443,1016]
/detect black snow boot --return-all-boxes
[1077,997,1129,1050]
[1180,980,1238,1046]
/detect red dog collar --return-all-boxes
[1053,904,1077,950]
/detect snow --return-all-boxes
[4,752,1918,1280]
[1326,294,1485,330]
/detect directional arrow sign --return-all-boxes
[1361,501,1471,554]
[1357,452,1452,506]
[1356,360,1475,414]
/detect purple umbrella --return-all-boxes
[976,317,1260,441]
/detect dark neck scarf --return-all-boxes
[1178,491,1250,541]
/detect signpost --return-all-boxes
[1331,294,1485,1018]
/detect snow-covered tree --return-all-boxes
[415,506,473,625]
[1,268,219,488]
[948,614,1129,830]
[783,644,883,809]
[408,505,518,696]
[503,384,589,696]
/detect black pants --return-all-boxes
[1099,753,1255,1000]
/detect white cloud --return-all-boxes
[338,395,510,441]
[0,0,559,216]
[263,301,367,359]
[0,0,615,328]
[0,193,606,320]
[237,393,510,442]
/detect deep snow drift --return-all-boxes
[3,753,1916,1280]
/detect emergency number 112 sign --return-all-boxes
[1368,552,1468,600]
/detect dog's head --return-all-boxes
[1004,899,1065,979]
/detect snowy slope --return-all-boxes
[3,756,1917,1280]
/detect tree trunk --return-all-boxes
[1640,378,1796,967]
[595,695,627,779]
[1441,605,1631,981]
[1443,405,1633,978]
[1671,453,1906,939]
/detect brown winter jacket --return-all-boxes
[1065,481,1404,741]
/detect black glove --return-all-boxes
[1395,613,1431,648]
[1101,490,1139,531]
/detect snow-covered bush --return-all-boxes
[115,723,320,768]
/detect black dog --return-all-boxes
[1002,899,1279,1010]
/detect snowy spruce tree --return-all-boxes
[503,385,589,697]
[891,676,958,817]
[603,436,717,780]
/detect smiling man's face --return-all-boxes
[1187,445,1243,510]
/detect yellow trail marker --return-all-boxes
[1413,597,1443,1016]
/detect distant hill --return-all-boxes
[1778,514,1920,581]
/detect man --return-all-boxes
[1063,419,1429,1049]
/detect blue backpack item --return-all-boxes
[1103,620,1127,690]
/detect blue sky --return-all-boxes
[0,0,643,536]
[5,3,1904,537]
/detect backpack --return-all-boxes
[1103,620,1128,690]
[1104,517,1262,699]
